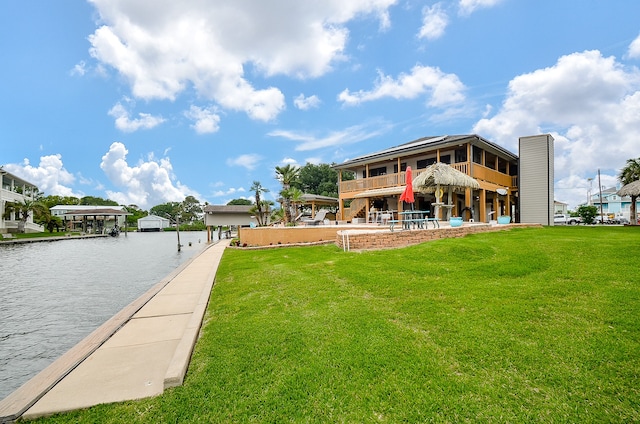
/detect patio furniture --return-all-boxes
[301,209,329,226]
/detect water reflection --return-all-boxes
[0,231,212,400]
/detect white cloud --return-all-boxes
[628,33,640,59]
[100,142,198,208]
[473,50,640,208]
[226,154,263,170]
[3,155,82,197]
[294,94,321,110]
[418,3,448,41]
[269,121,391,151]
[338,65,466,107]
[87,0,397,122]
[70,61,87,76]
[212,187,246,197]
[304,157,323,165]
[108,101,165,132]
[281,157,298,165]
[458,0,503,16]
[184,105,221,134]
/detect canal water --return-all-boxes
[0,231,213,401]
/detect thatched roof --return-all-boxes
[617,180,640,197]
[412,162,480,193]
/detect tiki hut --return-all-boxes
[412,162,480,219]
[617,180,640,225]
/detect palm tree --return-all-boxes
[275,164,300,224]
[250,181,270,226]
[4,199,47,233]
[619,157,640,225]
[285,187,304,224]
[249,200,274,227]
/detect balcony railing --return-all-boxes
[339,162,517,195]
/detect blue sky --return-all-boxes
[2,0,640,209]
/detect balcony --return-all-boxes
[339,162,516,196]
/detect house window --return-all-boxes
[455,147,467,163]
[485,152,497,170]
[498,157,508,173]
[393,163,407,173]
[417,158,437,169]
[472,147,483,164]
[440,154,451,164]
[368,166,387,177]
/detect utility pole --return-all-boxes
[597,169,604,223]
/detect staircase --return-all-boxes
[345,198,367,222]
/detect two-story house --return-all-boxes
[333,135,519,223]
[590,186,640,221]
[0,169,43,233]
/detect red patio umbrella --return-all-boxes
[399,166,415,209]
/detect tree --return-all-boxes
[125,204,148,227]
[181,195,203,223]
[250,181,270,226]
[150,202,182,218]
[80,196,118,206]
[576,205,598,225]
[275,165,300,224]
[227,198,252,206]
[283,187,304,224]
[4,199,48,233]
[298,163,340,197]
[619,157,640,225]
[249,200,275,227]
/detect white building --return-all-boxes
[137,214,171,232]
[0,169,44,233]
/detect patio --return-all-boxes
[237,220,540,250]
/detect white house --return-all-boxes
[0,169,43,233]
[137,214,171,232]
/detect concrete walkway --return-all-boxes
[0,240,229,423]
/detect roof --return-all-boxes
[0,169,38,188]
[333,134,518,169]
[353,186,406,198]
[52,205,126,211]
[63,208,131,216]
[300,193,339,204]
[204,205,253,214]
[138,214,170,222]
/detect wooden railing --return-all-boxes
[344,198,367,221]
[339,162,517,195]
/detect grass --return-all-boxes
[31,227,640,423]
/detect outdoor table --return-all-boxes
[398,210,430,230]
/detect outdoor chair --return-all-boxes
[301,209,329,226]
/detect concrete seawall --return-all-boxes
[0,240,229,423]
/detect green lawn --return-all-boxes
[33,227,640,423]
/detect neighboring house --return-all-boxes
[51,205,128,233]
[333,135,519,223]
[554,201,568,215]
[0,169,44,233]
[590,186,640,220]
[137,214,170,232]
[203,205,257,227]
